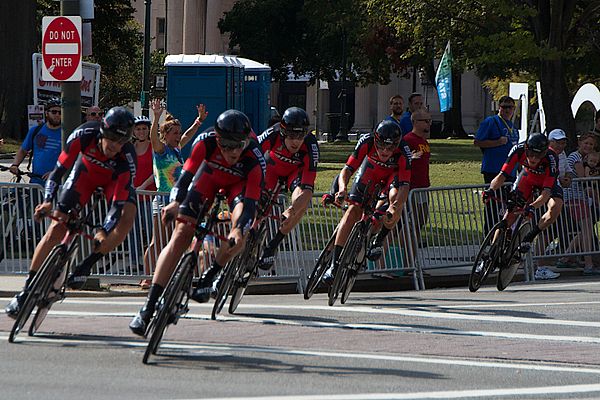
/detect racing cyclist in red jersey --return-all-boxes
[256,107,319,271]
[322,120,412,284]
[5,107,138,317]
[129,110,265,336]
[482,133,563,254]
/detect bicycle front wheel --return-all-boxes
[143,252,195,364]
[497,220,532,291]
[305,233,335,300]
[211,256,242,320]
[469,222,505,293]
[9,245,66,343]
[328,222,363,306]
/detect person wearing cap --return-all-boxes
[530,129,572,279]
[10,98,62,187]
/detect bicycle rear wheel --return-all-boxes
[143,252,195,364]
[497,221,532,291]
[328,223,362,306]
[469,222,505,292]
[341,268,359,305]
[305,232,335,300]
[9,245,65,343]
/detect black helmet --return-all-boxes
[526,133,549,155]
[374,120,402,146]
[281,107,309,138]
[215,110,251,142]
[101,106,134,143]
[45,98,61,110]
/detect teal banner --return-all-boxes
[435,41,453,112]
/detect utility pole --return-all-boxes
[60,0,81,148]
[142,0,152,116]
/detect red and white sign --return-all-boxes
[42,16,82,81]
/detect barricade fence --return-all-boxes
[2,178,600,290]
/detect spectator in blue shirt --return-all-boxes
[399,92,424,135]
[384,95,404,134]
[9,98,62,187]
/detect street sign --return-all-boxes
[42,16,82,81]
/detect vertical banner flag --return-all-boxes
[435,41,453,112]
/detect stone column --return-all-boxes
[167,0,184,54]
[353,85,374,131]
[183,0,204,53]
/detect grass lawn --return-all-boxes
[0,138,20,154]
[315,138,482,192]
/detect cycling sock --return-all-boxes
[267,231,286,251]
[73,252,104,276]
[522,225,542,243]
[374,226,391,245]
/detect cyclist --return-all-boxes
[129,110,265,336]
[5,106,138,317]
[482,133,563,255]
[322,120,412,284]
[256,107,319,271]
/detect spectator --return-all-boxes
[9,98,62,187]
[593,112,600,140]
[130,115,156,288]
[532,129,570,279]
[562,132,600,275]
[400,93,424,135]
[85,105,103,123]
[143,99,207,278]
[384,95,404,134]
[473,95,520,231]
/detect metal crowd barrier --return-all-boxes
[3,178,600,291]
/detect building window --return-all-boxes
[156,18,166,51]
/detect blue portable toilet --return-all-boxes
[238,57,271,134]
[164,54,245,159]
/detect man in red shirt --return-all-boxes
[402,108,431,240]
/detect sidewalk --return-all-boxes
[0,264,589,298]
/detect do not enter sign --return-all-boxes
[42,16,82,81]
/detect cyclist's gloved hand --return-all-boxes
[524,205,536,218]
[481,189,494,203]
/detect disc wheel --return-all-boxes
[497,221,531,291]
[469,222,505,292]
[9,245,65,343]
[143,253,195,364]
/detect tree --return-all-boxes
[367,0,600,141]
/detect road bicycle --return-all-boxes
[469,193,534,292]
[212,178,285,319]
[0,166,42,263]
[143,190,230,364]
[327,182,388,306]
[8,192,103,343]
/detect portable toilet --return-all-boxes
[164,54,245,159]
[238,58,271,134]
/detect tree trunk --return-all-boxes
[0,0,37,140]
[539,58,577,148]
[441,69,467,138]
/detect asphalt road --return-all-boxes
[2,279,600,399]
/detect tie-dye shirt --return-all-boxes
[153,145,183,192]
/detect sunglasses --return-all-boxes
[89,112,102,117]
[217,136,248,151]
[415,118,432,123]
[48,109,61,115]
[375,140,400,151]
[103,131,131,144]
[526,150,546,159]
[500,104,515,109]
[284,130,307,141]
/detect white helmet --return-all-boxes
[134,115,151,126]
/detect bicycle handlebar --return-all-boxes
[0,165,43,182]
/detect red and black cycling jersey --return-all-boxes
[44,121,137,232]
[345,133,412,185]
[172,131,265,232]
[501,143,558,191]
[257,122,319,191]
